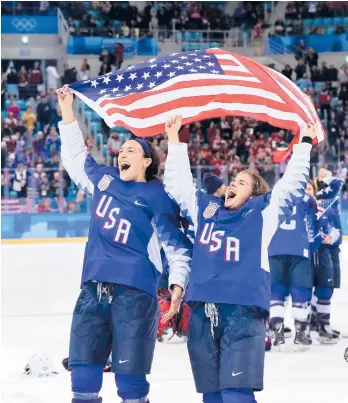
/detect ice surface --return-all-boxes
[2,242,348,403]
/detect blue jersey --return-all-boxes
[164,141,311,313]
[316,176,343,246]
[268,194,318,259]
[59,120,192,297]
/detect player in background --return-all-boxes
[268,191,318,350]
[203,173,227,200]
[56,86,192,403]
[164,115,316,403]
[306,177,342,344]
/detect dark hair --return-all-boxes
[307,179,317,196]
[144,141,159,182]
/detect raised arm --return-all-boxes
[163,116,201,232]
[317,169,344,201]
[57,86,94,195]
[263,124,315,240]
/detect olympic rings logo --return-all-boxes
[11,18,37,32]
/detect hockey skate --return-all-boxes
[318,323,339,345]
[272,322,285,351]
[294,320,311,352]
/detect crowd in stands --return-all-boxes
[2,52,348,210]
[1,59,95,212]
[272,1,348,37]
[1,2,348,210]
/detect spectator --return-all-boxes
[51,171,68,198]
[6,67,19,84]
[338,64,348,89]
[328,64,338,81]
[36,96,52,130]
[26,96,38,113]
[47,88,58,115]
[66,200,79,213]
[99,50,113,70]
[335,26,345,34]
[306,47,319,68]
[281,64,293,80]
[22,106,37,130]
[296,73,312,91]
[114,43,124,70]
[319,61,329,81]
[319,87,332,121]
[61,64,77,85]
[99,63,112,76]
[310,65,321,82]
[39,175,51,198]
[12,163,28,198]
[37,197,52,212]
[5,111,18,130]
[23,128,35,152]
[18,65,29,98]
[339,86,348,106]
[77,62,90,81]
[46,63,60,91]
[295,59,306,80]
[7,98,21,119]
[294,39,306,61]
[29,61,43,85]
[45,127,61,156]
[107,132,121,165]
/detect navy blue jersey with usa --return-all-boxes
[268,194,318,259]
[59,120,192,297]
[164,141,312,314]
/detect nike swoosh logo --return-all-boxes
[134,200,147,207]
[328,278,332,282]
[242,209,254,217]
[119,359,129,364]
[232,371,243,377]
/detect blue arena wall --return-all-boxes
[2,206,348,241]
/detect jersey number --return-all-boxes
[280,206,297,231]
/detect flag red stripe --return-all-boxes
[104,94,302,121]
[113,107,300,138]
[99,78,283,108]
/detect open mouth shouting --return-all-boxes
[120,161,131,172]
[225,186,238,209]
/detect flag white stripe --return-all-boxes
[144,73,261,93]
[218,65,251,73]
[99,84,286,113]
[104,101,306,129]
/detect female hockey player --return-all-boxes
[268,185,318,351]
[306,177,342,344]
[164,115,317,403]
[56,86,192,403]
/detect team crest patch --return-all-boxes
[203,201,220,219]
[98,175,114,191]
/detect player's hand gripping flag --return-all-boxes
[69,48,324,162]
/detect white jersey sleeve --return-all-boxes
[262,141,312,253]
[163,143,201,233]
[58,120,94,195]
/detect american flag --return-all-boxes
[69,48,325,162]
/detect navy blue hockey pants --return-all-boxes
[187,302,265,400]
[69,281,159,401]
